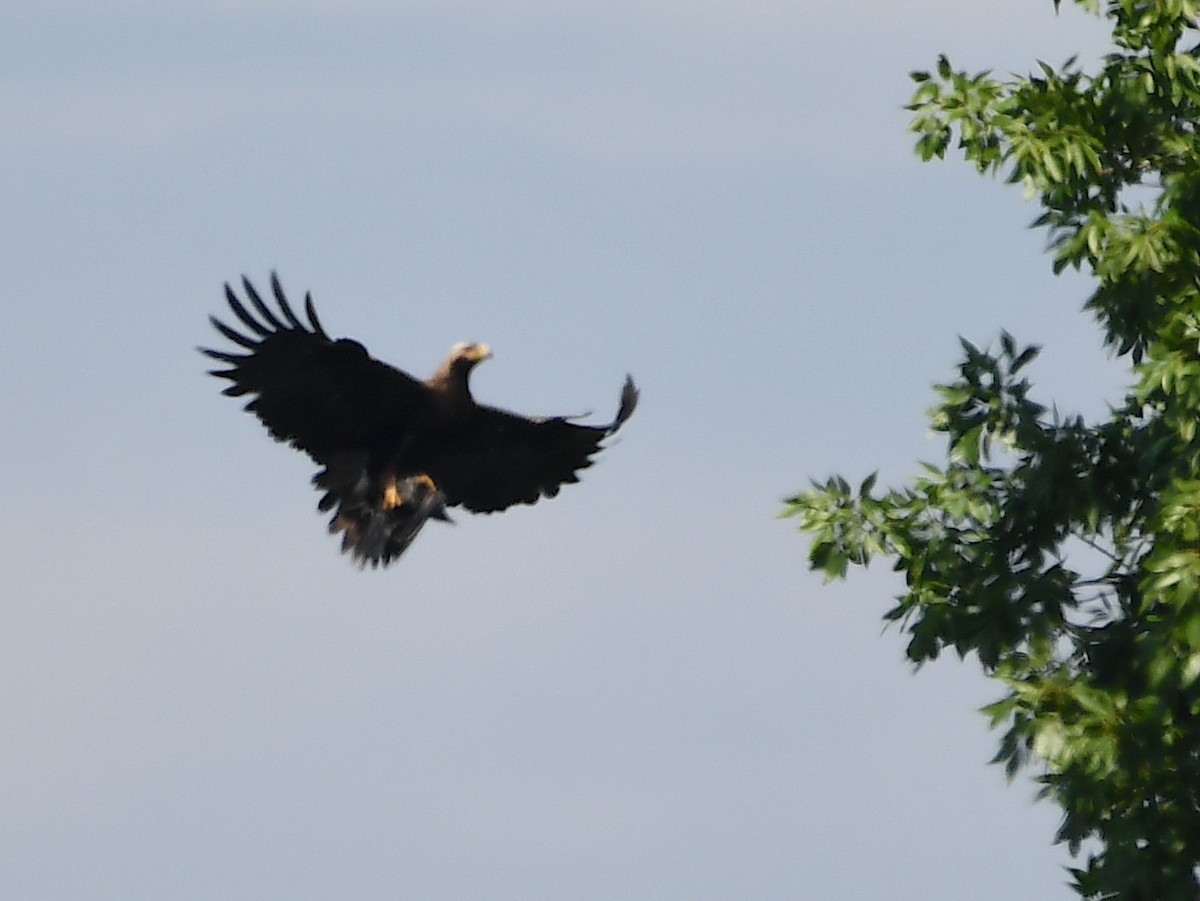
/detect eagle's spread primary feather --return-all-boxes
[202,274,638,566]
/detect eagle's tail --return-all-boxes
[313,457,452,567]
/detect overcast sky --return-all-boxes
[2,2,1127,898]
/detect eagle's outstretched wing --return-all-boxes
[430,377,639,513]
[201,273,432,463]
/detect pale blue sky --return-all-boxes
[3,2,1124,898]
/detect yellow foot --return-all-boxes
[382,479,403,510]
[382,473,438,510]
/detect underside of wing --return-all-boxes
[432,376,639,513]
[201,273,431,462]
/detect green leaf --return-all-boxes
[1182,653,1200,687]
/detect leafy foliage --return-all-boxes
[785,2,1200,897]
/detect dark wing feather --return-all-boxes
[201,273,432,462]
[432,376,638,513]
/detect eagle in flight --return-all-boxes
[203,274,638,566]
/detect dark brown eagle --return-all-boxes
[203,274,638,566]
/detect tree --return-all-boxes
[784,2,1200,897]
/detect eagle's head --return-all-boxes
[448,342,492,368]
